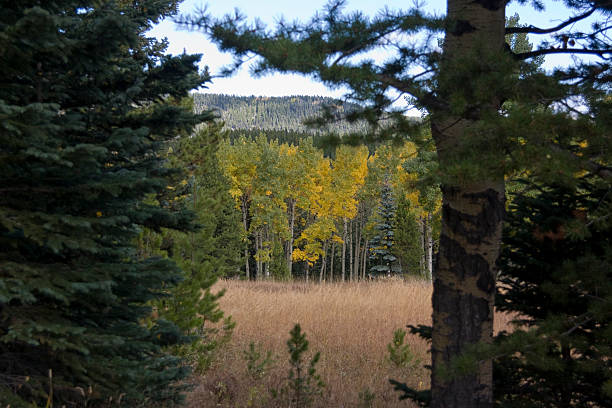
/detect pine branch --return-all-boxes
[515,47,612,60]
[547,143,612,180]
[505,8,596,35]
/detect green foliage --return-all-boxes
[387,329,421,369]
[270,239,291,280]
[493,176,612,407]
[272,324,325,408]
[369,179,399,276]
[0,1,208,406]
[153,122,242,373]
[393,195,424,275]
[243,342,276,380]
[358,388,376,408]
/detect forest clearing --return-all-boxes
[186,279,515,407]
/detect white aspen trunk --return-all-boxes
[329,241,336,282]
[341,217,347,282]
[319,240,328,283]
[362,242,368,280]
[419,215,426,277]
[353,214,361,282]
[286,199,296,276]
[427,212,433,281]
[241,197,250,280]
[264,227,270,279]
[256,230,262,281]
[349,219,354,281]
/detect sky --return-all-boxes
[148,0,593,98]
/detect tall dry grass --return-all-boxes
[187,278,514,408]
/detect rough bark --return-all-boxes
[430,0,505,405]
[430,184,504,407]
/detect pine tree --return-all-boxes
[158,121,243,373]
[369,179,399,277]
[188,1,611,405]
[493,176,612,407]
[0,1,209,406]
[393,194,425,277]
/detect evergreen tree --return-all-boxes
[369,179,399,277]
[0,1,209,406]
[188,1,612,405]
[158,121,243,373]
[493,176,612,407]
[393,194,425,277]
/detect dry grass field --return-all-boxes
[187,278,514,408]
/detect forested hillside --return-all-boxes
[193,93,371,134]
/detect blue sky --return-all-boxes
[148,0,591,97]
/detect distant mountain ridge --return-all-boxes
[193,93,370,135]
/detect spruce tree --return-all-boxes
[493,176,612,407]
[0,1,209,406]
[369,179,399,277]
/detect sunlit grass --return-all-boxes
[186,278,514,407]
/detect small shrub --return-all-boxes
[180,316,235,374]
[272,324,325,408]
[358,387,376,407]
[387,329,420,369]
[243,342,276,380]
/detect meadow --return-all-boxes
[187,278,514,408]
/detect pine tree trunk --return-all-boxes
[430,0,505,404]
[341,217,347,282]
